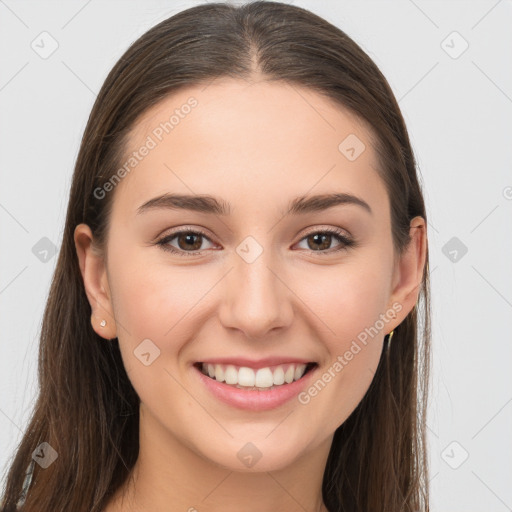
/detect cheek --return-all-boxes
[298,258,391,344]
[295,257,391,399]
[292,265,389,432]
[106,244,194,363]
[107,255,201,412]
[107,244,226,385]
[109,234,200,327]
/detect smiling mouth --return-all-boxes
[193,361,318,391]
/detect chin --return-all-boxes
[193,433,311,473]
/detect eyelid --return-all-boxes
[296,224,352,240]
[154,225,214,243]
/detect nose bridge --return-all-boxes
[219,235,293,338]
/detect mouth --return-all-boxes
[193,361,318,391]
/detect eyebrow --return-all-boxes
[136,192,373,217]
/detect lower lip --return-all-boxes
[193,364,318,411]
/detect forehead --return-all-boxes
[112,78,387,219]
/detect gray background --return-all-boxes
[1,0,511,510]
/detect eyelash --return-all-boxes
[155,226,356,257]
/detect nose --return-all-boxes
[218,247,294,341]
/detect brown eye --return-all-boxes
[306,233,333,251]
[156,229,215,256]
[295,228,355,254]
[156,227,355,257]
[176,232,203,251]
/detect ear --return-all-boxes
[74,223,117,340]
[385,216,427,331]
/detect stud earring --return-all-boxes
[100,319,106,327]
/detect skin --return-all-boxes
[74,77,427,512]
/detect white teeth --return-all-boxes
[255,368,274,388]
[284,366,295,384]
[214,365,225,383]
[238,367,255,387]
[224,365,238,385]
[273,366,285,385]
[294,364,306,381]
[201,362,311,388]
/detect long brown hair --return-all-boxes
[1,2,431,510]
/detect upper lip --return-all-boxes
[196,357,316,370]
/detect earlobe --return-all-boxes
[387,216,427,327]
[73,223,117,340]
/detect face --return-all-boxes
[76,78,425,473]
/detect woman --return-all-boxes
[1,1,431,511]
